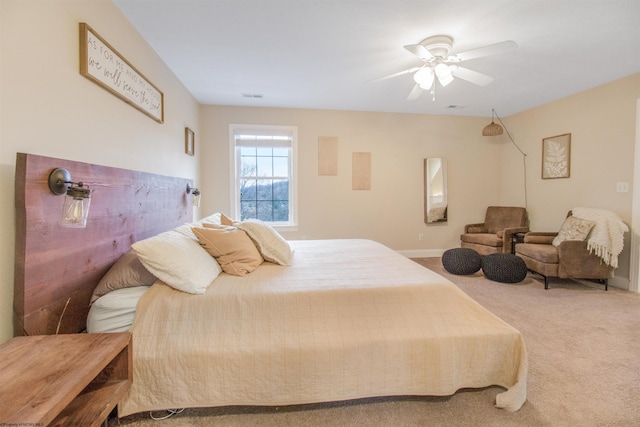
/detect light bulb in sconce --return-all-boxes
[48,168,93,228]
[186,183,201,207]
[61,184,92,227]
[65,199,84,223]
[192,189,201,207]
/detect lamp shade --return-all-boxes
[482,121,504,136]
[413,67,434,90]
[434,63,453,87]
[61,185,92,228]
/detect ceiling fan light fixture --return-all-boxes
[390,36,517,102]
[434,63,454,86]
[414,68,434,89]
[418,35,453,58]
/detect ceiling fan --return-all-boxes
[376,35,517,101]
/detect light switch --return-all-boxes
[616,182,629,193]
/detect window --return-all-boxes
[229,124,298,229]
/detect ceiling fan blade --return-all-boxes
[451,66,495,86]
[449,40,517,62]
[406,84,423,100]
[366,66,421,83]
[404,44,435,60]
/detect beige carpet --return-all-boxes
[110,258,640,427]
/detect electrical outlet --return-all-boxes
[418,233,424,241]
[616,182,629,193]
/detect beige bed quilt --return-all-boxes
[119,239,527,416]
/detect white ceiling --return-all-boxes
[113,0,640,117]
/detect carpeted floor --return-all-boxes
[110,258,640,426]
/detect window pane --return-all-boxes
[273,157,288,177]
[274,201,289,222]
[256,179,272,200]
[240,146,256,156]
[273,179,288,200]
[240,156,257,177]
[257,147,272,156]
[257,201,274,222]
[240,179,256,200]
[273,147,288,157]
[256,156,273,177]
[240,200,257,220]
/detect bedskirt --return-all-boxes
[119,239,527,416]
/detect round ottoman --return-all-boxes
[482,253,527,283]
[442,248,482,275]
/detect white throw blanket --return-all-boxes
[572,207,628,268]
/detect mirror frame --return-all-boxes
[424,158,448,224]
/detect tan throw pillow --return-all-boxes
[193,226,264,276]
[220,213,237,226]
[552,216,595,246]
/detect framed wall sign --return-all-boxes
[542,133,571,179]
[79,23,164,123]
[185,128,195,156]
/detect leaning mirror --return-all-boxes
[424,158,448,224]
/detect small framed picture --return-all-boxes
[185,127,195,156]
[542,133,571,179]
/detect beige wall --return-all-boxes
[200,106,503,252]
[0,0,200,343]
[498,74,640,286]
[200,73,639,287]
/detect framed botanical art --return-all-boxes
[542,133,571,179]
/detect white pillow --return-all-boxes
[132,229,221,294]
[171,213,224,240]
[237,219,293,265]
[195,212,222,227]
[87,286,150,333]
[552,216,595,247]
[172,222,199,240]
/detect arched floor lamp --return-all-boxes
[482,109,528,209]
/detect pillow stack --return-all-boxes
[126,213,292,295]
[192,215,293,274]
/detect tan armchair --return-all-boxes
[460,206,529,255]
[515,213,614,290]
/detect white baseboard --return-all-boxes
[608,276,630,290]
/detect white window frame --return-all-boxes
[229,124,298,231]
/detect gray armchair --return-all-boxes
[460,206,529,255]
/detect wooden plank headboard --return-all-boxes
[14,153,193,336]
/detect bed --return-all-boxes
[14,153,527,419]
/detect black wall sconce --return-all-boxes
[186,183,201,207]
[48,168,92,228]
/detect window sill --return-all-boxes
[272,224,298,232]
